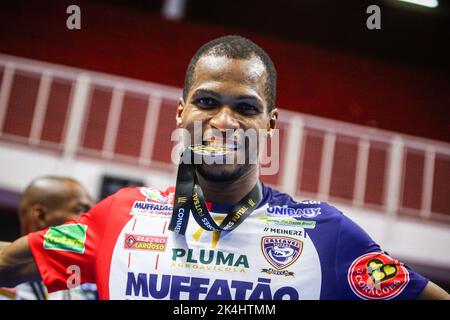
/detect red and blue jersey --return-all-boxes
[28,184,428,300]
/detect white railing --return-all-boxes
[0,53,449,223]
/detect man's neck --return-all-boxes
[196,166,260,204]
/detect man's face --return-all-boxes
[177,55,277,182]
[44,182,93,227]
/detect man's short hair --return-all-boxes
[18,176,81,218]
[183,35,277,111]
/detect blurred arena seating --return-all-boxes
[0,56,449,287]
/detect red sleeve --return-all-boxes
[28,195,113,293]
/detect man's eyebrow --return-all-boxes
[235,94,262,102]
[192,89,263,103]
[191,89,220,98]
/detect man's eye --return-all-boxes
[196,97,219,108]
[237,103,258,114]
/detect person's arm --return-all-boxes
[334,210,433,300]
[418,281,450,300]
[0,236,40,287]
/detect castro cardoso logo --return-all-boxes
[171,248,249,273]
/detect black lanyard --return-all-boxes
[169,148,262,235]
[29,281,47,300]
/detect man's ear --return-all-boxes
[176,97,185,128]
[267,108,278,136]
[29,204,50,231]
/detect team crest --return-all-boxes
[261,236,303,270]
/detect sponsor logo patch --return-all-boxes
[43,224,87,254]
[263,226,305,238]
[348,252,410,300]
[125,273,299,300]
[171,248,249,273]
[298,200,321,205]
[261,236,303,273]
[266,206,321,218]
[130,201,172,218]
[259,216,316,229]
[124,234,167,251]
[139,187,174,204]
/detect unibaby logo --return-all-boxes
[124,234,167,252]
[348,252,410,300]
[130,201,172,218]
[267,205,321,218]
[261,236,303,276]
[171,248,249,273]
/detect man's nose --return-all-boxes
[209,106,240,131]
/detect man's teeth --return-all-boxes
[203,142,238,149]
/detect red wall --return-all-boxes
[0,0,449,142]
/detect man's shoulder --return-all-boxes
[111,186,175,204]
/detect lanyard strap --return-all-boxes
[169,148,262,235]
[168,160,196,235]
